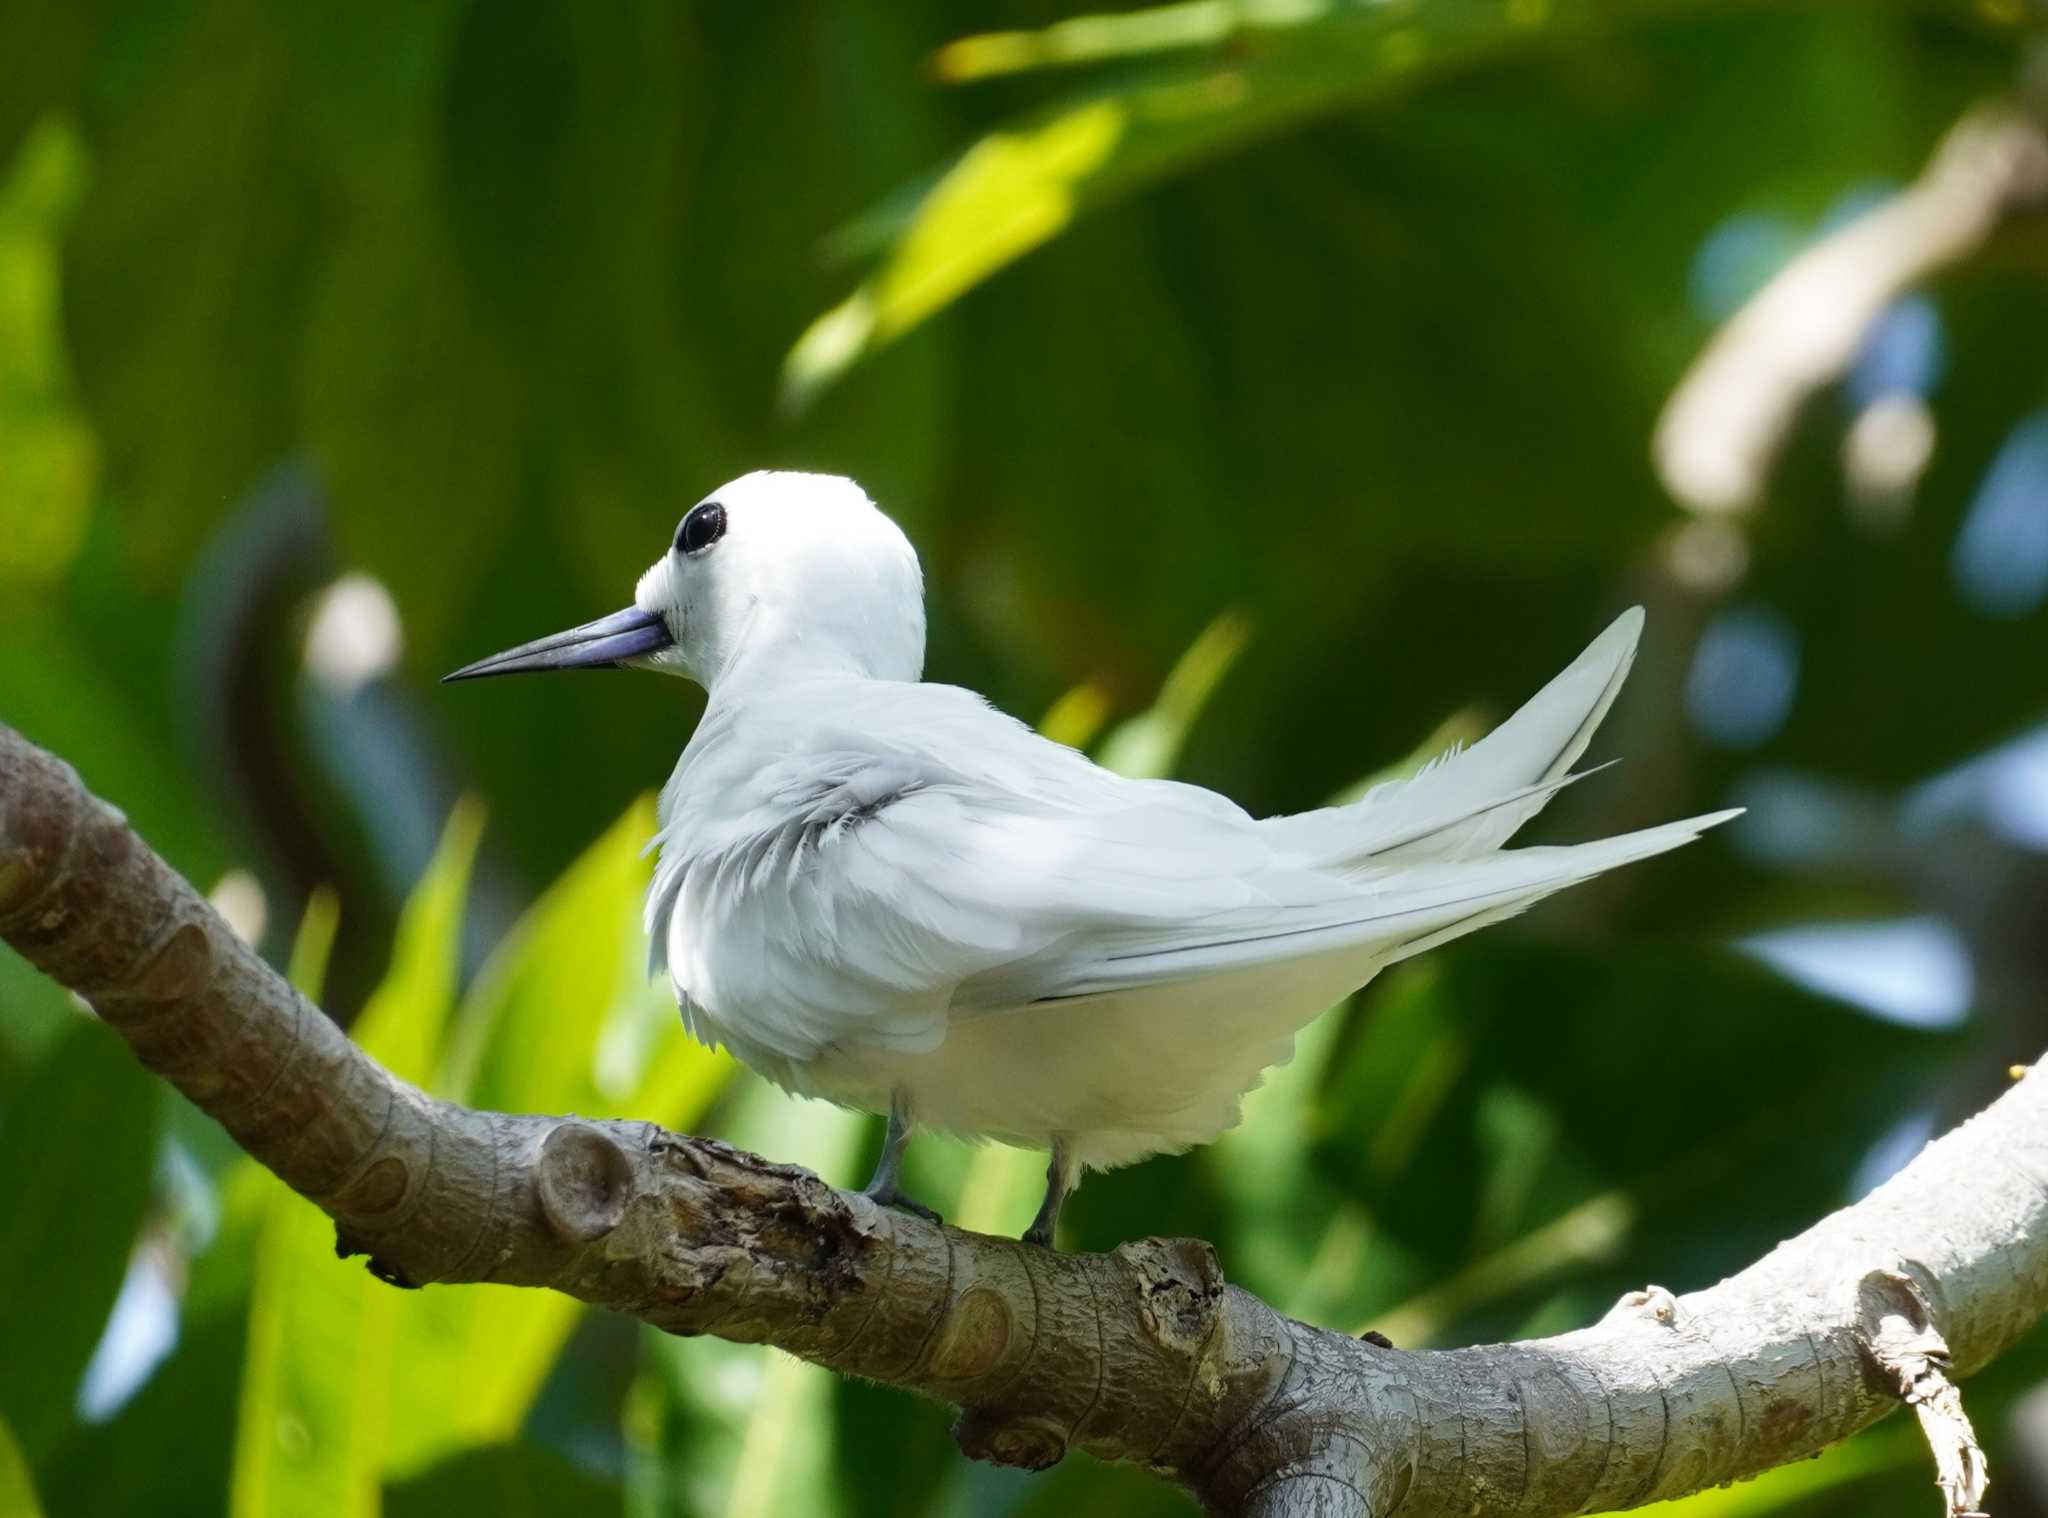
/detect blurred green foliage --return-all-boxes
[3,0,2048,1515]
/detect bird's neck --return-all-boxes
[703,612,924,695]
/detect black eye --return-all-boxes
[675,501,727,555]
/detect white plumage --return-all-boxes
[449,470,1735,1244]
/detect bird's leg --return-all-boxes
[859,1093,942,1224]
[1022,1139,1078,1249]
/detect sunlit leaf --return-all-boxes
[0,1410,44,1518]
[381,796,733,1480]
[230,1177,392,1518]
[786,100,1123,405]
[786,0,1709,399]
[286,887,342,1003]
[231,804,483,1514]
[0,117,96,586]
[0,1018,162,1463]
[1094,610,1251,779]
[353,798,485,1083]
[445,793,662,1114]
[1037,681,1113,751]
[1648,1422,1920,1518]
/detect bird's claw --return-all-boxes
[862,1183,943,1225]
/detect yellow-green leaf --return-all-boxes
[443,794,658,1115]
[786,101,1122,405]
[354,799,486,1083]
[381,795,734,1479]
[0,117,97,587]
[230,803,482,1514]
[0,1411,44,1518]
[287,886,342,1002]
[1094,610,1250,781]
[231,1177,393,1518]
[786,0,1702,400]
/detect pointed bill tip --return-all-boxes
[441,605,672,684]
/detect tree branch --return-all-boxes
[3,720,2045,1517]
[1653,102,2048,516]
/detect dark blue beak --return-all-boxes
[443,605,673,683]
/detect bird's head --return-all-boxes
[444,471,926,691]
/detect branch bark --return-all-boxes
[3,721,2045,1517]
[1653,102,2048,516]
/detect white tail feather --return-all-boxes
[1263,607,1645,869]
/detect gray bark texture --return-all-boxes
[2,719,2044,1517]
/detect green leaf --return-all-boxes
[378,796,733,1481]
[784,0,1711,400]
[229,803,483,1514]
[352,799,485,1083]
[230,1174,393,1518]
[628,1077,867,1518]
[1094,610,1251,780]
[0,1411,44,1518]
[384,1441,620,1518]
[0,942,75,1082]
[286,886,342,1004]
[1647,1422,1920,1518]
[1310,943,1953,1345]
[446,794,671,1116]
[41,1163,269,1518]
[64,0,315,584]
[0,1017,162,1463]
[0,118,97,588]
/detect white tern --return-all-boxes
[448,471,1735,1246]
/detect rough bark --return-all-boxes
[2,720,2044,1517]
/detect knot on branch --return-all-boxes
[1606,1284,1679,1326]
[928,1286,1016,1380]
[537,1122,636,1243]
[1118,1235,1225,1360]
[1858,1268,1988,1518]
[953,1408,1069,1471]
[0,741,81,917]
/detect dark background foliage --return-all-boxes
[2,2,2045,1514]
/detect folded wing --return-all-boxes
[650,614,1728,1066]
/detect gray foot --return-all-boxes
[1021,1140,1076,1249]
[862,1180,943,1225]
